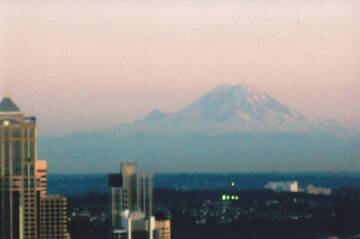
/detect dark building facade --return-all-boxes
[40,196,68,239]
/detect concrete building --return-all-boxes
[264,181,299,193]
[40,196,69,239]
[154,220,171,239]
[36,160,47,198]
[0,97,40,239]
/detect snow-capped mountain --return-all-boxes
[118,84,319,134]
[41,84,359,173]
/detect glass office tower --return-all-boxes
[0,97,39,239]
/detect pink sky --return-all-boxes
[0,0,359,136]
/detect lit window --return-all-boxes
[3,120,10,127]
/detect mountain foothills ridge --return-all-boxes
[39,84,360,174]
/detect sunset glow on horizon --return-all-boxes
[1,0,359,136]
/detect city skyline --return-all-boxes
[1,1,360,238]
[1,0,359,136]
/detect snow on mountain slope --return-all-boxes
[124,84,316,134]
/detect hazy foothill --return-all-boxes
[39,84,360,174]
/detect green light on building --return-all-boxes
[221,194,240,201]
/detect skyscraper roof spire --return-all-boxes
[0,96,21,113]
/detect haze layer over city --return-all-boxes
[1,0,360,174]
[1,0,360,135]
[1,1,360,239]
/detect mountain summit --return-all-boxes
[42,84,359,173]
[123,84,312,134]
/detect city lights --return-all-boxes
[221,194,239,201]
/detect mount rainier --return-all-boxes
[115,84,348,136]
[39,84,359,173]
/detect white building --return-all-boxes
[112,210,155,239]
[306,185,332,196]
[264,181,299,193]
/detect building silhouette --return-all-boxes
[112,210,156,239]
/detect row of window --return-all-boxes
[0,126,35,138]
[0,140,35,176]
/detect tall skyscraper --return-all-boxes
[121,162,139,213]
[0,97,40,239]
[109,162,154,239]
[113,162,153,218]
[0,96,69,239]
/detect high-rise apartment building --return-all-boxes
[40,196,69,239]
[0,97,40,239]
[36,160,47,198]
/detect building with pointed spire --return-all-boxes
[0,96,69,239]
[0,97,21,113]
[0,96,39,239]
